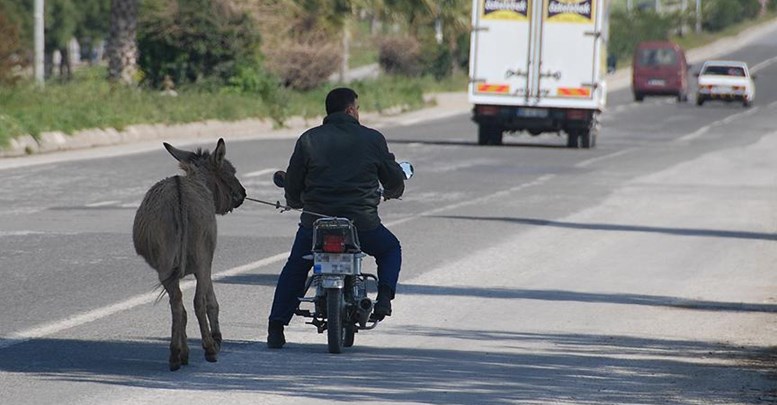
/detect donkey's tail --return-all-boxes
[174,175,187,281]
[156,176,187,301]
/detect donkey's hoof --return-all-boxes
[205,352,218,363]
[169,360,182,371]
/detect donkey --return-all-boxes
[132,138,246,371]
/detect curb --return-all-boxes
[2,18,776,162]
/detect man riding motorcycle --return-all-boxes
[266,87,406,349]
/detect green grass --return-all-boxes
[0,66,468,148]
[671,12,777,51]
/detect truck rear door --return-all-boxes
[468,0,533,106]
[534,0,604,107]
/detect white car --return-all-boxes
[695,60,756,107]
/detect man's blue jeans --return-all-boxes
[269,223,402,325]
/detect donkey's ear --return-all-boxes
[164,142,194,162]
[213,138,226,165]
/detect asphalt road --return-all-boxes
[2,29,777,404]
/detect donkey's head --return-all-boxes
[164,138,246,214]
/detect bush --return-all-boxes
[263,40,341,91]
[703,0,744,32]
[421,42,452,80]
[740,0,763,19]
[137,0,262,88]
[0,10,22,85]
[608,8,673,63]
[378,36,423,77]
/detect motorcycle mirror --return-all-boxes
[273,171,286,188]
[399,161,414,180]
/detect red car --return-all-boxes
[632,41,690,102]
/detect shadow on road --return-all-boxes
[400,284,777,314]
[0,331,773,404]
[387,139,568,149]
[216,273,279,287]
[433,215,777,242]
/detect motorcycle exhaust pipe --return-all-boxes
[356,298,373,327]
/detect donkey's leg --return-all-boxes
[164,278,188,371]
[204,277,221,347]
[193,272,218,362]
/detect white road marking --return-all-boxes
[243,169,278,178]
[751,55,777,73]
[676,106,761,143]
[0,253,289,350]
[576,148,638,168]
[86,201,121,207]
[0,174,557,349]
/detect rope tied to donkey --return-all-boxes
[245,196,330,218]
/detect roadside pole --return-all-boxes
[34,0,44,87]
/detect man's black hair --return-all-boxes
[325,87,358,115]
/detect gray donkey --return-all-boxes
[133,138,246,371]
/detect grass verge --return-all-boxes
[0,67,468,149]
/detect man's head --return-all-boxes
[326,87,359,120]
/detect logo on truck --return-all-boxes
[546,0,594,23]
[482,0,529,20]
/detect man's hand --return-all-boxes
[382,185,404,200]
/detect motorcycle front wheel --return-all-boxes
[326,288,346,353]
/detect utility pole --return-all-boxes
[34,0,44,86]
[627,0,632,11]
[655,0,661,13]
[696,0,702,33]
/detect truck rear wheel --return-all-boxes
[566,132,580,148]
[478,124,503,145]
[581,129,596,149]
[568,127,597,149]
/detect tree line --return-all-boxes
[0,0,774,89]
[0,0,471,90]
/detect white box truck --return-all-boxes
[468,0,609,148]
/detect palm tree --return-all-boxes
[107,0,137,84]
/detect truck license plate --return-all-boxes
[648,79,665,86]
[516,108,548,118]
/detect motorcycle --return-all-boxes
[270,162,413,353]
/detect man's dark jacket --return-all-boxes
[284,112,405,230]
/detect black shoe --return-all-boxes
[371,299,392,321]
[371,284,395,321]
[267,321,286,349]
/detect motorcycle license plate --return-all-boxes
[314,253,356,274]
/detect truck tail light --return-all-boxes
[477,105,500,116]
[322,234,346,253]
[565,109,589,120]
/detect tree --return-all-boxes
[0,5,22,84]
[74,0,111,64]
[44,0,79,80]
[137,0,262,87]
[107,0,138,84]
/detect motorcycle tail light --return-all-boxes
[322,234,346,253]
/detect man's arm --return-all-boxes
[284,138,307,209]
[376,134,405,200]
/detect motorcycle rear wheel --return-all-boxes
[326,289,345,353]
[344,324,356,347]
